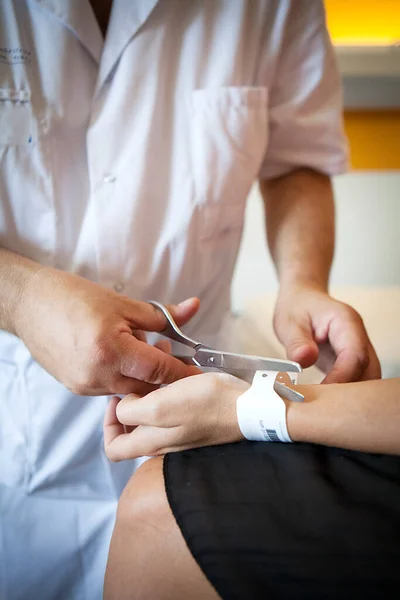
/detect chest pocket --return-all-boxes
[190,87,268,241]
[0,88,35,146]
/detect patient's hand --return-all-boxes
[103,374,249,461]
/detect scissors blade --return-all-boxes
[214,367,304,400]
[209,367,256,383]
[172,357,304,400]
[193,348,302,374]
[172,360,259,383]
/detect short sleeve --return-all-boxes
[259,0,349,180]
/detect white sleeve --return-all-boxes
[259,0,349,180]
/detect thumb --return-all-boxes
[277,318,319,368]
[119,333,200,385]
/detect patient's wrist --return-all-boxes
[286,384,326,444]
[236,371,297,443]
[285,398,307,443]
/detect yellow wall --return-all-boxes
[325,0,400,170]
[344,112,400,170]
[325,0,400,44]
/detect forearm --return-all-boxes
[288,378,400,455]
[260,168,335,292]
[0,247,41,335]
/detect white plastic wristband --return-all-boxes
[236,371,293,443]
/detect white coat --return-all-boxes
[0,1,347,598]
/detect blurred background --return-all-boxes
[230,0,400,379]
[232,0,400,307]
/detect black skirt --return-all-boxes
[164,442,400,600]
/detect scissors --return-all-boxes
[149,301,304,402]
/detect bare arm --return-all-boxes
[261,168,334,292]
[0,247,40,335]
[105,373,400,460]
[289,378,400,456]
[259,169,380,382]
[0,246,199,395]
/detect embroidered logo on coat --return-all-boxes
[0,47,32,66]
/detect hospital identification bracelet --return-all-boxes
[236,370,300,443]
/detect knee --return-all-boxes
[115,456,168,533]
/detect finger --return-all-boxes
[154,339,172,354]
[119,332,201,385]
[321,349,366,384]
[116,372,205,428]
[73,376,157,397]
[116,393,162,428]
[276,316,319,368]
[131,329,147,343]
[111,374,158,396]
[116,393,146,427]
[122,297,200,332]
[315,342,337,374]
[321,317,370,384]
[103,396,125,451]
[116,385,185,428]
[359,342,381,381]
[166,297,201,327]
[105,425,179,462]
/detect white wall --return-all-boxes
[231,172,400,310]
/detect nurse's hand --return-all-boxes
[16,267,200,395]
[273,284,381,383]
[104,373,248,460]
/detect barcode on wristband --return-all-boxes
[265,429,280,442]
[259,420,280,442]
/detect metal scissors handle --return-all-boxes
[148,301,303,402]
[149,301,201,350]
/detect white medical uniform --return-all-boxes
[0,1,348,598]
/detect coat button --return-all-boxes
[103,174,116,183]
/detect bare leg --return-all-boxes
[104,456,220,600]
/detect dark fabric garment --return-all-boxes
[164,442,400,600]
